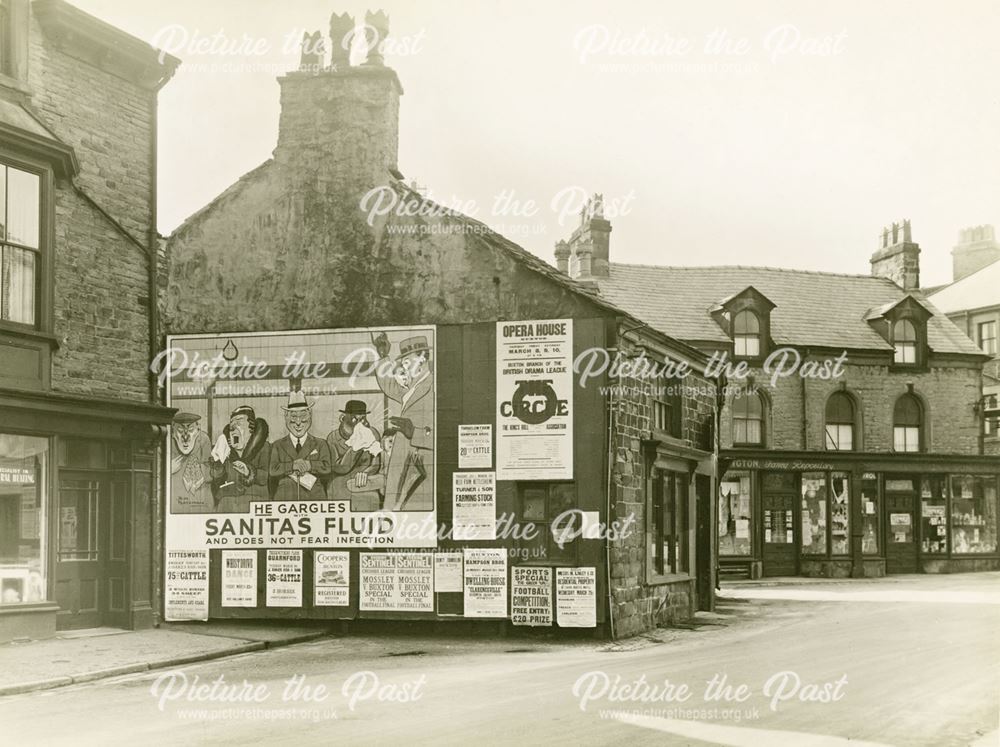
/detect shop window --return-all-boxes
[517,483,577,563]
[719,471,752,556]
[733,310,760,358]
[0,433,47,604]
[978,321,997,356]
[893,395,922,452]
[892,319,917,364]
[824,392,855,451]
[860,475,879,555]
[732,391,764,445]
[0,162,41,326]
[920,477,948,554]
[800,472,850,556]
[950,476,998,554]
[651,469,688,576]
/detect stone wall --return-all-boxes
[607,337,715,637]
[719,355,982,455]
[21,12,157,401]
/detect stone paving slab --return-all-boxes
[0,625,332,697]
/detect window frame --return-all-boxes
[892,318,918,365]
[0,152,52,336]
[824,391,856,451]
[648,466,689,581]
[732,390,765,447]
[733,310,761,359]
[977,320,997,356]
[892,394,923,453]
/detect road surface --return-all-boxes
[2,573,998,746]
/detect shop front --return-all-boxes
[718,452,1000,579]
[0,391,171,642]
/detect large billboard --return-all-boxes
[164,327,437,552]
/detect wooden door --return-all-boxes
[762,492,797,576]
[885,486,918,574]
[54,472,131,629]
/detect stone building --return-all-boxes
[0,0,178,641]
[163,11,719,638]
[556,217,1000,578]
[927,225,1000,456]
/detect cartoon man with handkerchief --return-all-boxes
[325,399,383,510]
[268,391,332,500]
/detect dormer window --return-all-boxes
[733,311,760,358]
[892,319,917,364]
[714,286,775,360]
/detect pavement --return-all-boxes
[0,573,997,745]
[0,621,334,696]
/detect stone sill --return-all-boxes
[644,573,692,587]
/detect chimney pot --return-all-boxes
[554,240,570,275]
[328,12,354,68]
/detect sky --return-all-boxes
[75,0,1000,287]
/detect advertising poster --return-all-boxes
[434,552,463,592]
[452,471,496,540]
[359,553,434,611]
[458,424,492,468]
[556,567,596,628]
[496,320,573,480]
[314,551,350,606]
[220,550,257,607]
[463,548,507,618]
[164,549,210,621]
[266,549,303,607]
[164,327,438,551]
[511,566,552,626]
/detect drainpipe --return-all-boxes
[800,347,809,449]
[604,325,617,641]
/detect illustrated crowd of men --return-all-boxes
[169,334,433,513]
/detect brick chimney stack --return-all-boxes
[870,219,920,291]
[952,224,1000,282]
[553,194,612,282]
[274,10,403,197]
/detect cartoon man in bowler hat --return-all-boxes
[268,391,332,501]
[325,399,383,510]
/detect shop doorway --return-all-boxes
[884,478,918,574]
[761,473,797,576]
[54,472,131,629]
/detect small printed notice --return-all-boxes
[511,566,552,626]
[314,551,350,607]
[735,519,750,539]
[458,424,492,469]
[463,548,507,618]
[453,471,496,540]
[359,553,434,612]
[165,549,209,621]
[266,549,303,607]
[220,550,257,607]
[434,552,463,593]
[556,567,596,628]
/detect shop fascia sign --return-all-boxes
[729,459,835,472]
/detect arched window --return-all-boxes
[893,319,917,364]
[893,394,922,452]
[732,391,764,445]
[825,392,855,450]
[733,311,760,358]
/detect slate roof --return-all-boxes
[598,263,985,356]
[926,258,1000,314]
